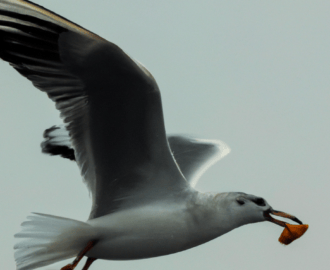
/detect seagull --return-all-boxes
[0,1,304,270]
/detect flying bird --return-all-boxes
[0,1,305,270]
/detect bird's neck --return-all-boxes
[184,192,242,242]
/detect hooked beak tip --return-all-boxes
[264,209,303,227]
[291,217,303,225]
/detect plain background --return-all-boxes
[1,1,329,269]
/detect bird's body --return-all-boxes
[0,1,305,270]
[86,192,250,261]
[86,192,213,260]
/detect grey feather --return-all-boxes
[42,126,231,187]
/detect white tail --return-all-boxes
[14,213,98,270]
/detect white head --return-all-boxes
[213,192,302,231]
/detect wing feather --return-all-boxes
[168,136,231,187]
[40,127,231,188]
[1,0,188,218]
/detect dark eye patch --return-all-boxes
[252,198,266,207]
[236,198,245,205]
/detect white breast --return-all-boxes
[86,200,222,260]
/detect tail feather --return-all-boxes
[14,213,98,270]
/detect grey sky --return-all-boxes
[1,1,329,269]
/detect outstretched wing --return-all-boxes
[0,0,188,219]
[168,135,231,187]
[41,126,230,187]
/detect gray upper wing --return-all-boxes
[41,127,231,188]
[0,0,188,219]
[168,135,231,187]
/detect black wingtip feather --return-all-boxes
[41,126,76,161]
[0,20,61,42]
[41,142,76,161]
[0,9,66,33]
[0,29,58,51]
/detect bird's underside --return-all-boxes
[60,241,96,270]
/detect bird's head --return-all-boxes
[219,192,302,228]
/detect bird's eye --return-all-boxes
[252,198,266,207]
[236,198,245,205]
